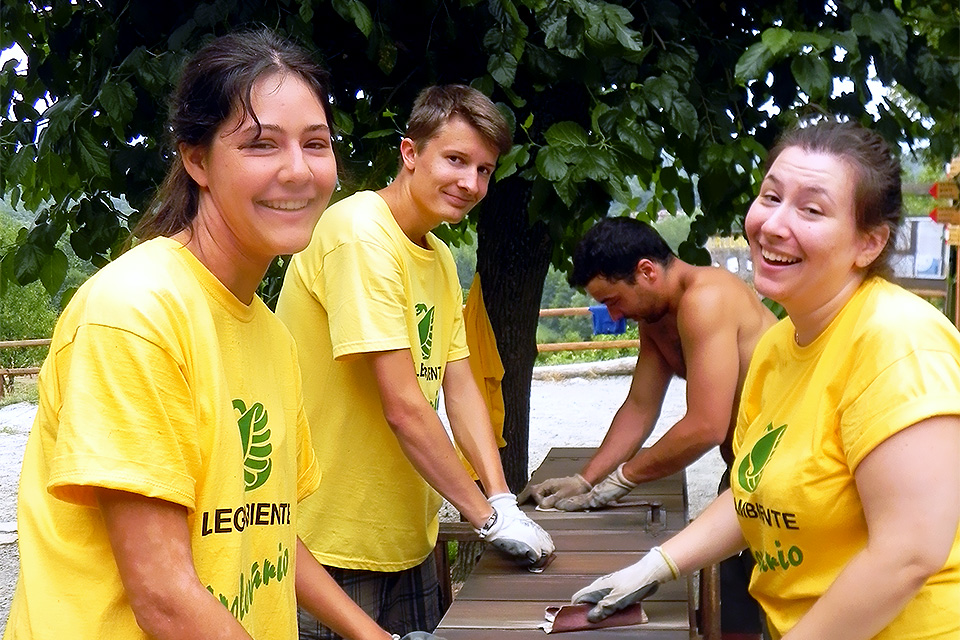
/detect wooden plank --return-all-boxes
[454,572,689,602]
[524,529,677,553]
[439,599,689,630]
[529,459,685,494]
[470,550,648,575]
[523,496,685,524]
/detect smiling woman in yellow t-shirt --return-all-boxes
[568,120,960,640]
[3,30,443,640]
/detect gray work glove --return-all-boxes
[476,493,555,566]
[393,633,448,640]
[554,463,637,511]
[571,546,679,622]
[518,474,591,508]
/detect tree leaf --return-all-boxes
[735,42,774,83]
[535,145,568,181]
[544,121,589,148]
[668,95,698,138]
[39,248,68,296]
[791,55,831,99]
[77,129,111,177]
[489,51,519,87]
[332,0,374,37]
[761,28,793,56]
[852,8,907,59]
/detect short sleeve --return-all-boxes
[290,345,321,501]
[47,323,202,510]
[318,239,411,358]
[842,348,960,470]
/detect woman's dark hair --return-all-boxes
[569,217,676,287]
[765,119,902,278]
[133,29,334,241]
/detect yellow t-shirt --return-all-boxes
[276,190,469,571]
[4,237,320,640]
[732,278,960,639]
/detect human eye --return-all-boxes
[447,154,464,165]
[759,191,780,204]
[242,137,277,151]
[306,136,332,151]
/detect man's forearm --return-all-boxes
[386,400,493,527]
[619,416,724,485]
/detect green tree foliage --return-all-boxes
[2,0,957,486]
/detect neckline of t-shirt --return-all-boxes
[368,191,441,260]
[160,236,260,322]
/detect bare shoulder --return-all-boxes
[679,267,757,316]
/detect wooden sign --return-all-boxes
[946,226,960,246]
[930,207,960,225]
[929,181,960,201]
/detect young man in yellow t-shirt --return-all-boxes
[276,85,554,639]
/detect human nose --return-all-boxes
[280,146,312,184]
[458,167,483,196]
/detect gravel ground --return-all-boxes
[0,357,724,629]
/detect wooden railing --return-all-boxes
[0,339,50,398]
[0,308,631,395]
[537,307,639,353]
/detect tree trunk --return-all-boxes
[476,179,553,492]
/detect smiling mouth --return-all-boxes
[259,199,310,211]
[761,248,800,265]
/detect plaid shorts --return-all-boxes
[298,553,442,640]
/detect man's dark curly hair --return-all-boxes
[569,217,675,288]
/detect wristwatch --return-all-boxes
[477,508,498,539]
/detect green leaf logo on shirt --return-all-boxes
[233,399,272,491]
[415,303,435,360]
[737,423,787,494]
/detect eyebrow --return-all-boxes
[241,123,330,137]
[762,172,837,203]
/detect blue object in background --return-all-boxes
[589,305,626,335]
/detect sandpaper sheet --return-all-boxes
[539,602,647,633]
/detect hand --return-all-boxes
[394,633,448,640]
[571,546,679,622]
[517,474,591,508]
[476,493,555,566]
[554,463,636,511]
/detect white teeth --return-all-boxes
[260,200,309,211]
[761,248,799,264]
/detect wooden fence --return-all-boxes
[0,308,634,396]
[537,306,639,352]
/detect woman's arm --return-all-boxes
[662,488,748,573]
[294,538,392,640]
[97,489,255,640]
[783,415,960,640]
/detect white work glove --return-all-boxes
[571,546,679,622]
[393,633,448,640]
[476,493,556,567]
[518,474,591,508]
[554,463,637,511]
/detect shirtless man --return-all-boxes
[521,216,776,639]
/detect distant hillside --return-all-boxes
[0,197,35,226]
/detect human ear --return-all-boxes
[855,224,891,269]
[636,259,656,281]
[179,142,210,189]
[399,137,418,171]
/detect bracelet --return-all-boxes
[477,508,498,538]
